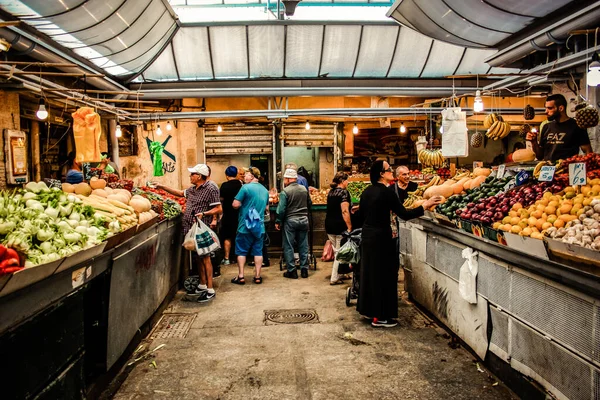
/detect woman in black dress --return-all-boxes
[357,160,442,328]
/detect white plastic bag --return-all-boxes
[182,220,221,255]
[458,247,478,304]
[441,107,469,157]
[336,240,359,264]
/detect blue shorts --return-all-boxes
[235,231,264,257]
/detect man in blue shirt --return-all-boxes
[285,162,309,190]
[232,167,269,285]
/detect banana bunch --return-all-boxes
[418,149,445,167]
[403,193,419,208]
[410,175,441,197]
[555,159,566,175]
[533,161,551,179]
[486,120,512,140]
[483,113,503,129]
[453,171,470,180]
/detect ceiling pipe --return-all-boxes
[135,86,480,99]
[486,2,600,67]
[134,107,545,121]
[0,27,128,93]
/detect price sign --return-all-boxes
[515,170,530,186]
[497,164,506,179]
[538,166,556,182]
[569,163,586,186]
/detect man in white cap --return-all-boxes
[276,168,310,279]
[155,163,222,302]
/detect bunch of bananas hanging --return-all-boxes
[483,113,511,140]
[533,161,551,179]
[418,149,445,167]
[403,193,419,208]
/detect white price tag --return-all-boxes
[569,163,586,186]
[538,166,555,182]
[497,164,506,179]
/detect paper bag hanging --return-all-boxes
[441,107,469,158]
[72,107,102,162]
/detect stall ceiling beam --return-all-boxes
[135,107,543,120]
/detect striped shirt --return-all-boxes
[182,181,221,234]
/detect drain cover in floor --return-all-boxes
[264,309,319,325]
[151,313,197,339]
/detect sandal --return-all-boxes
[253,276,263,284]
[231,276,245,285]
[330,279,344,285]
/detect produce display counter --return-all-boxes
[0,217,182,400]
[401,216,600,400]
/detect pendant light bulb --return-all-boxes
[217,123,223,132]
[353,124,358,134]
[588,59,600,86]
[439,125,444,134]
[156,124,162,136]
[400,123,407,134]
[473,90,484,113]
[305,121,310,130]
[115,124,122,138]
[531,127,538,133]
[166,121,172,131]
[36,98,48,120]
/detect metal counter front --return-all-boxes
[400,218,600,400]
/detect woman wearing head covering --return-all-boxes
[357,160,442,328]
[219,166,243,265]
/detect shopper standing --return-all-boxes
[276,169,310,279]
[219,166,242,266]
[284,162,309,190]
[155,163,222,303]
[325,172,352,285]
[231,167,269,284]
[358,160,441,327]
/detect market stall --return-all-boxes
[0,180,184,399]
[394,153,600,400]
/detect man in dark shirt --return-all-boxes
[219,166,242,266]
[527,94,592,162]
[389,165,418,203]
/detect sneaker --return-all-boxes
[198,291,215,303]
[182,290,205,301]
[371,318,398,328]
[283,270,298,279]
[221,259,230,265]
[301,269,308,278]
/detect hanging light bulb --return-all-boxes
[36,98,48,120]
[439,125,444,134]
[166,121,172,131]
[588,55,600,86]
[305,120,310,130]
[115,124,122,138]
[473,90,484,113]
[352,124,358,134]
[400,123,407,133]
[531,127,538,133]
[217,123,223,132]
[156,124,163,136]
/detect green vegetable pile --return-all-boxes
[347,181,370,201]
[0,181,114,267]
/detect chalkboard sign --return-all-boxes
[118,127,137,157]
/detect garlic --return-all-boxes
[590,228,600,238]
[587,208,595,217]
[594,204,600,213]
[592,199,600,207]
[584,218,596,227]
[580,214,587,222]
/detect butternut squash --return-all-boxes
[473,167,491,177]
[451,182,464,194]
[89,177,107,190]
[469,175,487,189]
[512,148,536,162]
[423,185,454,199]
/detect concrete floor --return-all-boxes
[112,261,518,400]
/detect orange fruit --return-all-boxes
[581,186,591,196]
[510,217,521,225]
[535,219,545,231]
[508,210,518,218]
[541,222,553,230]
[548,200,559,208]
[531,209,543,219]
[544,205,556,215]
[558,204,572,214]
[511,225,522,234]
[547,215,557,224]
[512,202,523,211]
[518,220,529,229]
[553,219,565,228]
[528,216,537,227]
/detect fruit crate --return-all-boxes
[457,219,475,235]
[482,225,507,245]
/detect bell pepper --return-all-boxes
[0,245,6,260]
[0,257,20,270]
[0,266,23,275]
[5,248,19,262]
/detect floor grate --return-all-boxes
[151,313,197,339]
[264,309,319,325]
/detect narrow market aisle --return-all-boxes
[111,261,517,400]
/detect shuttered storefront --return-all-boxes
[204,125,273,155]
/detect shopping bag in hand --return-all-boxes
[321,240,335,262]
[183,223,198,251]
[194,219,221,256]
[336,240,359,264]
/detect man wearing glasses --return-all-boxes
[155,163,222,303]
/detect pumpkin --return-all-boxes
[423,185,454,199]
[115,189,132,201]
[74,182,92,196]
[512,148,536,162]
[89,177,107,190]
[469,175,487,189]
[473,167,491,177]
[62,183,75,193]
[91,189,108,197]
[104,187,114,195]
[138,211,154,224]
[107,193,129,204]
[130,197,151,213]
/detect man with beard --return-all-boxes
[527,94,592,162]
